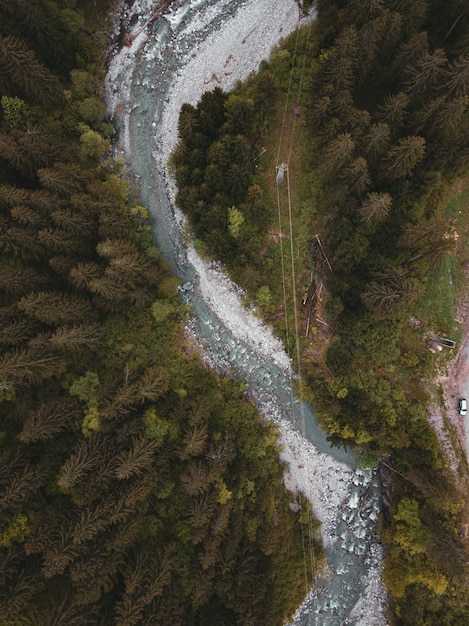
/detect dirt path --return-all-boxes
[429,263,469,483]
[446,312,469,451]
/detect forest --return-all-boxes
[0,1,322,624]
[172,0,469,623]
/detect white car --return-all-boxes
[459,398,467,416]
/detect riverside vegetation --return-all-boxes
[172,0,469,623]
[0,1,323,624]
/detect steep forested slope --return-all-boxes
[0,2,320,624]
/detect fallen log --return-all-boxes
[123,0,173,46]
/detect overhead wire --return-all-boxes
[272,14,318,617]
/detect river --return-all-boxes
[105,0,388,623]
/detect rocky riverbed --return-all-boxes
[105,1,389,623]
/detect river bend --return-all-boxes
[105,1,387,623]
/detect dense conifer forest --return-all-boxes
[0,1,321,624]
[172,0,469,623]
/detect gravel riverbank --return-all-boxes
[105,1,389,623]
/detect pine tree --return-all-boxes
[443,53,469,97]
[410,95,447,134]
[361,275,424,318]
[308,95,332,132]
[0,35,63,106]
[96,238,138,259]
[399,218,456,265]
[403,49,447,98]
[0,267,51,295]
[363,122,391,163]
[70,500,115,546]
[0,132,34,176]
[17,291,96,325]
[0,462,43,513]
[0,554,43,620]
[323,133,355,175]
[358,191,393,224]
[20,398,80,443]
[106,252,155,284]
[212,503,231,540]
[87,275,128,307]
[381,135,426,180]
[69,262,102,290]
[181,461,214,496]
[345,0,385,28]
[114,475,155,520]
[114,551,153,626]
[114,437,160,481]
[179,423,209,461]
[0,126,66,177]
[390,3,427,38]
[136,366,170,401]
[0,343,63,385]
[101,385,138,421]
[0,225,46,260]
[433,95,469,137]
[188,491,217,531]
[342,157,371,195]
[392,30,428,77]
[72,545,121,605]
[50,209,95,238]
[319,26,359,94]
[37,163,89,198]
[10,205,46,229]
[178,103,199,141]
[0,184,30,208]
[49,255,81,280]
[106,516,143,555]
[377,92,409,129]
[0,317,38,347]
[57,434,104,490]
[48,323,103,353]
[37,227,78,255]
[40,592,96,626]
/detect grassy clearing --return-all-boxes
[415,255,460,336]
[414,180,469,339]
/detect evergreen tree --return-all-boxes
[0,35,63,106]
[0,316,39,347]
[342,156,370,195]
[114,437,160,481]
[177,103,199,142]
[48,323,103,353]
[0,267,51,295]
[179,423,209,460]
[17,292,96,325]
[361,274,424,318]
[345,0,385,28]
[381,135,426,180]
[69,262,102,290]
[323,133,355,175]
[358,191,392,224]
[318,26,359,94]
[37,164,89,198]
[57,435,104,490]
[377,92,409,130]
[442,52,469,98]
[403,48,447,98]
[0,343,63,385]
[363,122,391,163]
[20,398,80,443]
